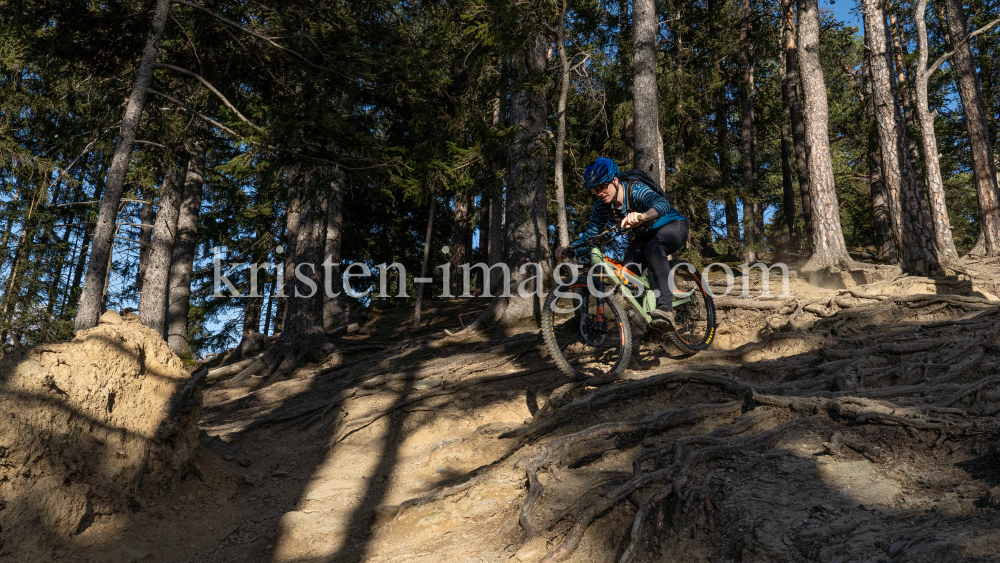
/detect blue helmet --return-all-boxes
[583,157,619,189]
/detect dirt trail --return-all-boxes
[24,263,1000,563]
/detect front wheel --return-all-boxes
[666,262,716,354]
[541,284,632,380]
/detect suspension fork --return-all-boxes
[595,269,605,332]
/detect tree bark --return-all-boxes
[166,141,205,356]
[46,179,72,316]
[913,0,961,264]
[862,0,939,274]
[323,170,346,328]
[488,91,505,271]
[0,190,40,334]
[262,278,275,336]
[779,38,796,258]
[553,0,571,250]
[887,3,917,131]
[780,0,812,251]
[234,166,333,381]
[479,192,490,266]
[276,169,328,356]
[74,0,171,332]
[618,0,631,84]
[716,88,740,253]
[67,158,108,313]
[413,193,436,330]
[864,50,898,263]
[632,0,660,181]
[739,0,758,264]
[797,0,853,271]
[136,191,154,292]
[943,0,1000,256]
[450,191,471,295]
[466,31,551,331]
[488,194,504,266]
[138,162,185,337]
[226,221,268,366]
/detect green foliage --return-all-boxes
[0,0,995,354]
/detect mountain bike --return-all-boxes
[542,227,716,380]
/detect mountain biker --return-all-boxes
[554,156,689,329]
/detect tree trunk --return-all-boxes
[655,131,666,193]
[226,218,268,366]
[553,0,571,250]
[70,225,94,311]
[632,0,660,181]
[488,194,503,266]
[234,167,333,381]
[0,184,20,279]
[67,159,108,312]
[450,191,471,295]
[479,192,490,265]
[138,162,185,337]
[413,193,436,330]
[779,40,796,258]
[0,190,40,333]
[618,0,631,82]
[47,181,75,316]
[739,0,758,264]
[262,278,275,336]
[780,0,812,252]
[74,0,171,332]
[716,89,740,253]
[273,293,286,335]
[137,191,154,292]
[275,170,328,357]
[914,0,961,264]
[166,141,205,356]
[864,50,898,263]
[943,0,1000,256]
[888,4,916,130]
[466,32,551,332]
[797,0,853,271]
[863,0,939,274]
[488,91,505,272]
[323,171,346,328]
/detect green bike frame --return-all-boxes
[586,247,694,323]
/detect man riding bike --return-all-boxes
[554,156,689,329]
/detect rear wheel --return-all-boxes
[542,284,632,380]
[665,262,716,354]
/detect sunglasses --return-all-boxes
[591,181,612,196]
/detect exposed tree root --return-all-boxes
[225,328,336,387]
[378,282,1000,561]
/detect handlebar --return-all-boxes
[565,225,631,254]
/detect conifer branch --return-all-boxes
[171,0,321,68]
[135,140,167,148]
[46,136,100,195]
[928,14,1000,76]
[154,63,262,131]
[147,89,243,139]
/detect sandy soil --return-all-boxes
[10,261,1000,563]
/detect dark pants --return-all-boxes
[623,220,689,311]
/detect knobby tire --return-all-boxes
[542,284,632,380]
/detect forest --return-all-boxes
[4,0,1000,561]
[1,0,997,357]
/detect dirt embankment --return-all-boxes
[0,311,201,561]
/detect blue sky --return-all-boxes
[823,0,863,29]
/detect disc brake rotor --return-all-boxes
[579,313,607,346]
